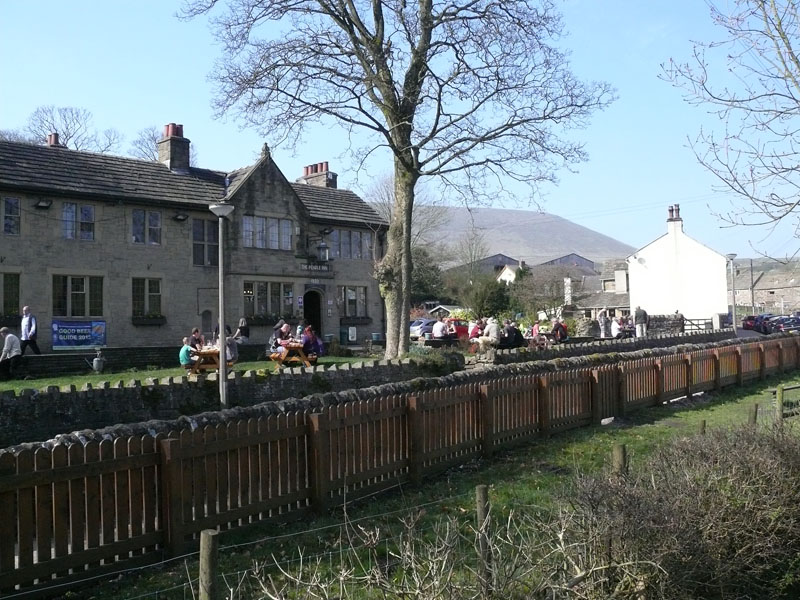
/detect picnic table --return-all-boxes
[189,347,236,375]
[269,342,316,372]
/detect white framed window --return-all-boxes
[1,273,20,315]
[132,278,162,316]
[328,229,373,260]
[2,197,20,235]
[52,274,103,317]
[62,202,95,240]
[192,219,218,266]
[338,285,368,317]
[242,215,269,248]
[243,281,293,317]
[132,209,161,245]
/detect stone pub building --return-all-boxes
[0,124,386,351]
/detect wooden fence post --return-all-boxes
[308,412,331,515]
[684,354,693,400]
[758,344,766,380]
[699,419,706,435]
[736,347,744,386]
[612,443,627,476]
[407,396,424,485]
[479,385,495,458]
[748,403,759,426]
[590,369,602,424]
[778,342,786,374]
[476,485,492,599]
[158,438,184,557]
[795,338,800,371]
[199,529,219,600]
[776,386,785,423]
[654,360,664,406]
[712,350,721,390]
[616,366,626,418]
[538,377,551,437]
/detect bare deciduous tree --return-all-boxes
[24,105,122,153]
[511,265,573,319]
[183,0,614,358]
[662,0,800,252]
[0,129,38,144]
[366,173,448,250]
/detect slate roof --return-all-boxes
[576,290,630,309]
[0,140,386,226]
[290,183,386,227]
[0,140,226,207]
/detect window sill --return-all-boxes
[132,316,167,326]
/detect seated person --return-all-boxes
[189,327,205,350]
[300,325,325,360]
[0,327,22,381]
[269,323,294,357]
[431,316,448,339]
[179,337,196,369]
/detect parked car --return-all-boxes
[753,313,775,333]
[410,318,436,340]
[768,316,800,333]
[741,315,756,330]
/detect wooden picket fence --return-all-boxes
[1,337,798,598]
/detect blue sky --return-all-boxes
[1,1,795,260]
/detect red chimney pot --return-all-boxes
[323,161,329,171]
[176,124,184,137]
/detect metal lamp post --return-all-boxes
[209,201,235,408]
[726,253,737,335]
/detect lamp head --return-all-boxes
[209,202,235,218]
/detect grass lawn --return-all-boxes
[74,371,800,600]
[0,355,368,395]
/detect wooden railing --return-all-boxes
[1,337,798,598]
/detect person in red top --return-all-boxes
[551,318,569,343]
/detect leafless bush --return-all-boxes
[554,424,800,599]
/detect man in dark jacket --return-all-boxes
[634,306,649,338]
[551,318,569,343]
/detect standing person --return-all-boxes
[531,320,540,338]
[0,327,22,380]
[19,306,41,355]
[233,317,249,344]
[634,306,649,338]
[597,307,608,339]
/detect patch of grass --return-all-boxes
[79,372,800,600]
[0,356,365,394]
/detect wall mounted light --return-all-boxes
[172,212,189,222]
[34,198,53,209]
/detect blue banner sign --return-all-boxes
[51,320,107,350]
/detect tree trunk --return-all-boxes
[395,163,417,356]
[379,189,406,359]
[378,159,418,359]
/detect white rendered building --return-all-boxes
[627,205,728,320]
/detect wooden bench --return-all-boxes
[269,343,317,371]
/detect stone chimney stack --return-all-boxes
[157,123,191,173]
[47,132,63,147]
[666,203,683,235]
[296,161,338,189]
